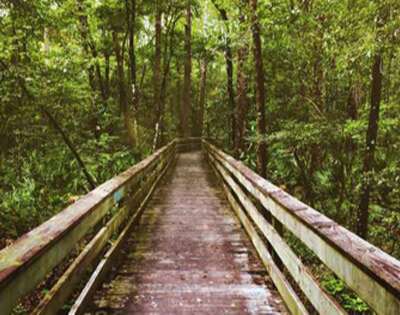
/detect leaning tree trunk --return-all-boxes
[356,53,383,239]
[181,0,192,138]
[42,108,97,190]
[249,0,267,178]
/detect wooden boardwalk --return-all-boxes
[84,151,287,314]
[2,139,399,315]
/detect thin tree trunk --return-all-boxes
[356,53,383,238]
[76,0,95,91]
[249,0,267,178]
[112,31,137,147]
[76,0,107,103]
[313,24,324,113]
[126,0,139,109]
[157,14,180,147]
[152,2,162,150]
[211,0,235,146]
[181,1,192,138]
[234,28,249,158]
[127,0,137,90]
[226,42,235,146]
[198,59,208,137]
[126,0,139,147]
[176,62,183,136]
[104,51,110,99]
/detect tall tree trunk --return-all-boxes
[211,1,235,146]
[176,62,183,136]
[225,39,235,147]
[112,31,137,147]
[76,0,108,141]
[76,0,107,103]
[158,14,180,146]
[198,59,208,137]
[127,0,137,90]
[356,53,383,238]
[152,2,162,151]
[313,21,324,113]
[126,0,139,144]
[249,0,267,178]
[104,51,110,100]
[234,43,249,158]
[76,0,95,91]
[181,1,192,138]
[347,83,361,120]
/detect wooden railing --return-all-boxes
[0,140,176,315]
[1,138,399,315]
[203,140,400,315]
[176,137,203,152]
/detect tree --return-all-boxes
[249,0,267,178]
[181,0,192,137]
[112,30,137,147]
[152,0,162,150]
[234,13,250,158]
[198,58,208,137]
[126,0,139,147]
[355,3,391,239]
[211,0,235,146]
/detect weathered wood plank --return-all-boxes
[68,151,174,315]
[209,154,345,315]
[84,151,287,315]
[204,141,400,315]
[208,156,308,315]
[32,204,131,315]
[0,141,175,314]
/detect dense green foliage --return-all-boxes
[1,0,399,257]
[0,0,399,312]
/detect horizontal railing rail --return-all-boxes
[0,140,176,315]
[203,140,400,315]
[175,137,202,152]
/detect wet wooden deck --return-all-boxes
[84,151,287,314]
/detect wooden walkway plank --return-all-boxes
[82,151,288,314]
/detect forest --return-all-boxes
[0,0,400,313]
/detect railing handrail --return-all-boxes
[203,140,400,315]
[2,138,398,314]
[0,140,176,314]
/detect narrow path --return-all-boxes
[85,151,287,314]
